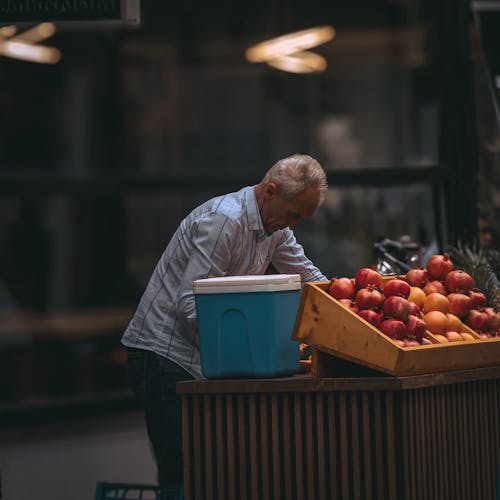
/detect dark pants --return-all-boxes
[126,347,194,485]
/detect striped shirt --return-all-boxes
[121,186,326,378]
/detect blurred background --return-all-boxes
[0,0,499,497]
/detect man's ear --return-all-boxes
[266,182,278,198]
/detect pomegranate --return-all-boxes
[469,289,487,309]
[354,267,383,290]
[328,277,356,300]
[338,298,360,314]
[380,318,408,339]
[382,295,412,321]
[464,309,490,332]
[355,286,384,310]
[408,301,421,317]
[422,280,448,296]
[487,310,500,332]
[447,292,472,318]
[406,314,426,341]
[383,279,411,299]
[426,253,454,280]
[444,270,473,294]
[405,268,429,288]
[357,309,382,328]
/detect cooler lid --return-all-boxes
[193,274,301,294]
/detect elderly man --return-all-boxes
[122,153,328,485]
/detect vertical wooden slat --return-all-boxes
[226,395,236,500]
[204,395,214,500]
[260,394,270,500]
[492,380,500,495]
[460,384,471,500]
[438,386,449,500]
[471,382,482,500]
[192,396,202,500]
[339,391,350,500]
[478,382,491,500]
[271,393,281,500]
[215,395,225,499]
[282,393,292,500]
[403,391,414,500]
[316,393,327,500]
[248,394,259,500]
[426,387,438,500]
[238,395,248,500]
[385,392,397,500]
[294,393,304,500]
[327,393,338,498]
[305,393,315,500]
[350,393,361,500]
[416,389,427,500]
[455,384,470,499]
[361,392,373,500]
[373,391,384,500]
[182,396,192,500]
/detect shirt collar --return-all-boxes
[246,186,265,233]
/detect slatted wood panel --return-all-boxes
[182,378,500,500]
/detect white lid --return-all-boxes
[193,274,301,294]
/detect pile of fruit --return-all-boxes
[328,253,500,347]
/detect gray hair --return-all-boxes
[262,154,328,202]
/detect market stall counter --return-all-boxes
[177,364,500,500]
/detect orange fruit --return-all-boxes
[446,313,463,332]
[461,332,476,342]
[423,292,450,314]
[408,286,426,309]
[423,310,448,335]
[445,331,463,342]
[433,334,449,343]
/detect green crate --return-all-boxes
[94,482,183,500]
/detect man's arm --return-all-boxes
[270,228,328,283]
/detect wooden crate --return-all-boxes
[292,281,500,376]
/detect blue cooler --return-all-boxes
[193,274,301,379]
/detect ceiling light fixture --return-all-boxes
[266,50,327,74]
[245,25,335,74]
[0,22,61,64]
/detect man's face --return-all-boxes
[260,183,321,234]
